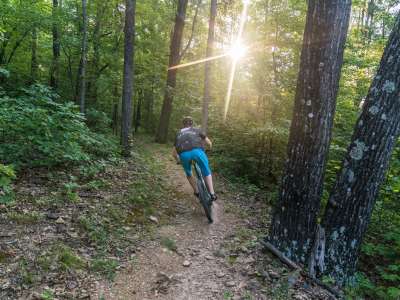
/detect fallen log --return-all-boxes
[260,240,343,299]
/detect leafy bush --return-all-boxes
[209,118,288,189]
[0,163,15,203]
[0,67,10,79]
[0,84,119,169]
[85,108,112,134]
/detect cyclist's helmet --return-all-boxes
[182,116,193,128]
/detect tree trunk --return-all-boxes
[269,0,352,263]
[50,0,60,89]
[310,14,400,286]
[121,0,136,156]
[367,0,375,42]
[78,0,88,114]
[144,84,155,133]
[30,27,38,83]
[202,0,217,133]
[135,93,142,133]
[155,0,189,143]
[91,2,105,104]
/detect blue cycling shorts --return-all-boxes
[179,148,211,177]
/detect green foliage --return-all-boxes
[85,108,112,134]
[346,272,400,300]
[223,290,234,299]
[90,258,119,280]
[19,259,35,285]
[58,245,86,271]
[36,244,86,274]
[0,164,15,203]
[63,181,80,203]
[79,160,108,180]
[0,68,10,79]
[210,118,288,189]
[40,290,54,300]
[78,215,109,246]
[160,237,177,252]
[7,211,42,224]
[354,227,400,299]
[0,84,118,169]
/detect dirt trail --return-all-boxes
[93,153,251,300]
[91,145,337,300]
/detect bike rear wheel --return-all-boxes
[193,163,213,223]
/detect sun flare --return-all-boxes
[229,42,247,60]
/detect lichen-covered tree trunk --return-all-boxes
[155,0,188,143]
[269,0,352,263]
[121,0,136,156]
[314,14,400,286]
[201,0,217,133]
[50,0,60,89]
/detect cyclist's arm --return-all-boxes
[198,129,212,150]
[204,137,212,149]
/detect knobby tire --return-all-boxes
[194,163,213,223]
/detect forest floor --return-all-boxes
[1,135,336,300]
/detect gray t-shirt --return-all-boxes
[174,127,206,154]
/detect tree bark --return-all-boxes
[121,0,136,156]
[78,0,88,114]
[30,27,38,83]
[135,93,142,133]
[269,0,352,263]
[155,0,189,143]
[144,84,155,133]
[91,2,106,104]
[202,0,217,133]
[367,0,375,42]
[311,14,400,286]
[50,0,60,89]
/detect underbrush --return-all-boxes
[0,84,119,170]
[0,135,179,298]
[0,163,15,204]
[208,118,288,190]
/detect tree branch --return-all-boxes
[6,30,31,65]
[99,63,109,74]
[180,0,202,60]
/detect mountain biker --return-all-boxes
[172,116,217,202]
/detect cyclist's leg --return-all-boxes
[193,149,216,196]
[204,175,215,195]
[179,150,198,194]
[187,176,198,194]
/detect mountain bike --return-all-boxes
[192,160,213,223]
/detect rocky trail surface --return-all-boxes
[92,144,336,300]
